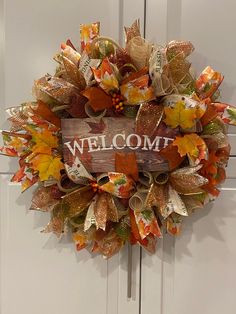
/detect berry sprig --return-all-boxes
[111,92,124,113]
[90,181,101,193]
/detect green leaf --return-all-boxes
[193,192,207,203]
[123,105,139,118]
[203,82,211,92]
[227,108,236,121]
[3,134,11,142]
[115,220,130,241]
[211,89,221,102]
[142,209,153,221]
[114,178,126,186]
[202,120,225,135]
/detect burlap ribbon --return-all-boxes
[46,157,136,234]
[129,165,208,235]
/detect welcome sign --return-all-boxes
[61,117,174,172]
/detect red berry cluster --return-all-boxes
[111,92,124,113]
[90,181,101,193]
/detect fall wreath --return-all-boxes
[1,20,236,258]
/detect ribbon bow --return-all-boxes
[129,165,208,237]
[41,156,134,240]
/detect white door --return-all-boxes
[0,1,146,314]
[141,1,236,314]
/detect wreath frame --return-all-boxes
[1,20,236,258]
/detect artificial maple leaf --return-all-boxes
[201,159,225,197]
[115,152,139,181]
[164,100,197,129]
[92,58,119,93]
[200,151,226,188]
[201,151,219,176]
[31,154,64,181]
[66,93,88,118]
[32,101,61,128]
[82,86,113,112]
[31,129,58,155]
[120,75,154,105]
[86,119,106,134]
[159,143,185,170]
[173,133,206,158]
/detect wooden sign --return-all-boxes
[61,117,174,172]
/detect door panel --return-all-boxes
[0,1,145,313]
[229,135,236,156]
[141,164,236,314]
[172,178,236,314]
[0,175,109,314]
[0,175,141,314]
[141,178,236,314]
[227,158,236,178]
[145,0,236,147]
[0,0,143,171]
[142,1,236,313]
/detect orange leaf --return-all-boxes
[201,151,226,186]
[115,152,139,181]
[173,133,206,158]
[164,100,197,129]
[31,154,64,181]
[216,145,230,162]
[92,58,119,93]
[202,184,220,197]
[33,101,61,128]
[159,143,185,170]
[120,75,154,105]
[82,87,113,112]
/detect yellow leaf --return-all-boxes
[164,101,197,129]
[31,154,64,181]
[31,129,58,155]
[120,75,154,105]
[92,58,119,93]
[173,134,206,158]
